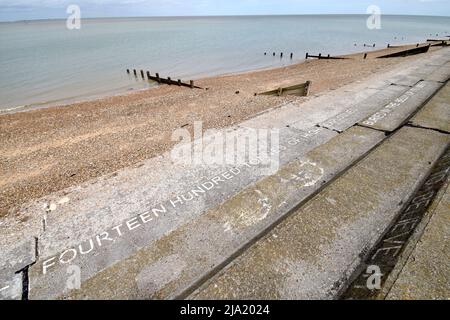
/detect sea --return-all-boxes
[0,15,449,112]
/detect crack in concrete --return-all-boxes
[405,123,450,135]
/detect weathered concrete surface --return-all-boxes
[386,179,450,300]
[0,270,22,300]
[424,49,450,66]
[0,238,35,300]
[0,237,36,274]
[360,81,443,132]
[341,146,450,300]
[0,46,448,300]
[25,124,340,300]
[409,82,450,133]
[52,126,384,299]
[320,84,409,132]
[424,64,450,83]
[191,127,449,300]
[241,88,379,131]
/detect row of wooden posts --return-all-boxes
[305,53,347,60]
[388,43,421,48]
[264,52,294,59]
[127,69,200,88]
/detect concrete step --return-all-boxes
[409,82,450,133]
[319,84,409,133]
[386,177,450,300]
[190,126,449,300]
[54,126,384,299]
[359,80,443,132]
[342,145,449,300]
[341,82,450,300]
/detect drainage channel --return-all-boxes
[340,145,450,300]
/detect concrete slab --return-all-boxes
[25,124,337,300]
[49,126,384,300]
[0,237,36,273]
[240,86,380,131]
[360,81,443,132]
[409,82,450,133]
[423,48,450,66]
[191,126,449,300]
[342,146,450,300]
[389,75,421,87]
[425,65,450,83]
[320,85,409,132]
[386,179,450,300]
[0,270,22,300]
[0,237,35,300]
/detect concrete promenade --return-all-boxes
[1,47,449,300]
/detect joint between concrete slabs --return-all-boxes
[191,126,449,300]
[46,126,384,300]
[405,123,450,135]
[380,175,450,300]
[339,144,450,300]
[171,126,389,299]
[359,81,444,132]
[179,127,391,299]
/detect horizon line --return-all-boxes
[2,13,450,23]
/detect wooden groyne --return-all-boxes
[377,44,430,58]
[127,69,202,89]
[429,40,449,47]
[388,43,421,49]
[305,53,347,60]
[256,81,311,97]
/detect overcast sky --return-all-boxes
[1,0,449,22]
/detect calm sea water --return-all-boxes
[0,15,449,111]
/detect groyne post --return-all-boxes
[305,80,312,96]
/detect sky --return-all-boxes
[0,0,449,22]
